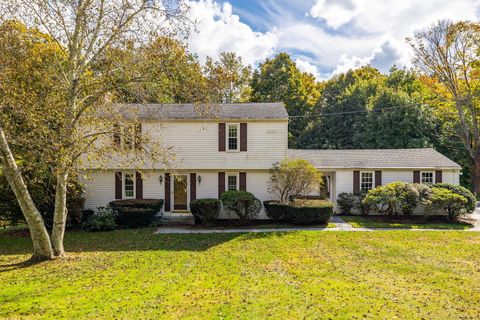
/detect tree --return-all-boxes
[251,53,321,147]
[409,21,480,193]
[268,158,323,204]
[0,0,188,260]
[204,52,252,103]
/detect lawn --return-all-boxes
[341,215,474,229]
[1,228,480,319]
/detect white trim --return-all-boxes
[171,173,190,212]
[226,123,240,152]
[226,172,239,191]
[360,171,374,192]
[122,172,136,199]
[420,171,435,184]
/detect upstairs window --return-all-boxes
[114,124,141,150]
[360,171,373,192]
[124,173,135,198]
[421,171,434,184]
[227,173,238,191]
[227,124,239,151]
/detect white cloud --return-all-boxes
[186,0,278,66]
[295,58,321,79]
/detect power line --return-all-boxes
[288,106,409,119]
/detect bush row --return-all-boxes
[263,199,334,225]
[337,182,475,221]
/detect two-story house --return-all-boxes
[81,102,461,217]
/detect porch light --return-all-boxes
[198,175,202,185]
[159,175,163,185]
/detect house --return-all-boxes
[81,102,461,217]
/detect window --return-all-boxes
[114,124,141,150]
[227,174,238,191]
[227,124,239,151]
[360,171,374,191]
[421,171,434,184]
[124,173,135,198]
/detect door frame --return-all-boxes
[171,173,190,212]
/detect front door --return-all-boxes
[173,175,188,211]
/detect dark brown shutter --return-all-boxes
[413,171,420,183]
[375,171,382,187]
[135,172,143,199]
[240,123,247,151]
[134,124,142,150]
[218,123,226,151]
[190,173,196,202]
[353,171,360,194]
[164,173,171,212]
[113,124,121,147]
[218,172,225,198]
[435,170,443,183]
[115,172,122,199]
[239,172,246,191]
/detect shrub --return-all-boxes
[284,199,334,225]
[337,193,358,214]
[190,198,221,225]
[395,183,432,216]
[221,191,261,221]
[364,183,398,215]
[433,183,475,214]
[109,199,163,212]
[263,200,289,220]
[82,207,117,231]
[116,208,156,228]
[428,187,468,221]
[268,158,323,203]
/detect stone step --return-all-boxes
[160,215,195,226]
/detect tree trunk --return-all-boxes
[51,171,69,257]
[473,154,480,196]
[0,126,54,261]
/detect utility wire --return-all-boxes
[288,106,411,119]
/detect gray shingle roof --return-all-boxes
[288,148,461,169]
[115,103,288,120]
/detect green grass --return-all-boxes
[342,215,474,229]
[189,222,337,229]
[1,228,480,319]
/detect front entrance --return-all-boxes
[173,174,188,211]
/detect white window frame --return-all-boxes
[421,171,434,184]
[226,123,240,152]
[226,173,239,191]
[123,172,136,199]
[360,171,374,192]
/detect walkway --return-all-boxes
[155,208,480,234]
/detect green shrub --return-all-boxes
[82,207,117,231]
[263,200,289,220]
[221,191,261,221]
[364,184,398,216]
[337,193,359,214]
[432,183,475,214]
[190,198,221,225]
[428,187,468,221]
[115,207,156,228]
[284,199,334,225]
[109,199,163,212]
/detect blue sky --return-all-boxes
[186,0,480,80]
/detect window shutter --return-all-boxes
[164,173,171,212]
[240,123,247,151]
[218,172,225,198]
[435,170,442,183]
[135,172,143,199]
[375,171,382,187]
[113,124,121,147]
[413,171,420,183]
[239,172,246,191]
[134,124,142,150]
[353,171,360,194]
[115,172,122,199]
[190,173,196,202]
[218,123,226,151]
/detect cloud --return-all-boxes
[186,0,278,66]
[295,58,321,79]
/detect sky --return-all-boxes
[185,0,480,80]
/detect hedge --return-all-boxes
[108,199,163,228]
[109,199,163,211]
[190,198,221,225]
[263,200,289,220]
[432,183,476,214]
[285,199,334,225]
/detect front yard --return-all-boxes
[1,228,480,319]
[341,215,475,229]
